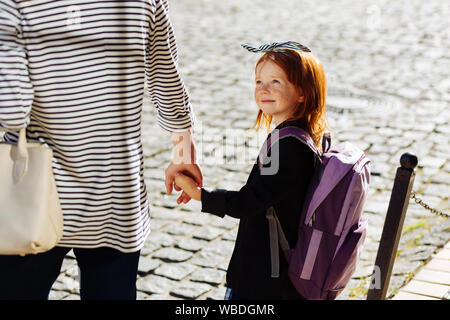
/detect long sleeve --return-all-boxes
[146,0,194,133]
[201,137,316,219]
[0,0,33,131]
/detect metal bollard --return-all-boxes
[366,152,418,300]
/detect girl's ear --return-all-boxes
[297,88,305,103]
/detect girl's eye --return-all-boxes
[255,80,262,85]
[272,79,280,84]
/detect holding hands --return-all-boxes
[174,173,201,202]
[165,130,203,204]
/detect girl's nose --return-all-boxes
[257,83,270,93]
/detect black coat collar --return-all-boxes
[274,117,308,131]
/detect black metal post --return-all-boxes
[366,152,418,300]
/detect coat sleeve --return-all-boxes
[146,0,195,133]
[201,137,315,219]
[0,0,34,131]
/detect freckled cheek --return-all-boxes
[254,88,264,101]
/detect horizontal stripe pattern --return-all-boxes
[0,0,194,252]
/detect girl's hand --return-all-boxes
[174,173,202,202]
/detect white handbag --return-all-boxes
[0,128,63,255]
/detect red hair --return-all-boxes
[252,49,327,147]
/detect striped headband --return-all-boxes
[241,41,311,53]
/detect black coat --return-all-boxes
[201,118,316,299]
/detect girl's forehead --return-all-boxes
[255,60,287,77]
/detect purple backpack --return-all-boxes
[260,126,371,300]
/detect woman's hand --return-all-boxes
[165,162,202,203]
[174,173,201,202]
[165,129,203,204]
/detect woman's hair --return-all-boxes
[252,49,327,147]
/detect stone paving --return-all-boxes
[392,241,450,300]
[49,0,449,300]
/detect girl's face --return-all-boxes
[254,59,304,125]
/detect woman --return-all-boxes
[0,0,201,300]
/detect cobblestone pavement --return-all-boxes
[49,0,449,300]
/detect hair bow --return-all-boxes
[241,41,311,53]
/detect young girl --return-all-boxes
[175,41,327,300]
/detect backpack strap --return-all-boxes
[261,127,325,278]
[258,126,322,169]
[322,131,331,153]
[266,206,290,278]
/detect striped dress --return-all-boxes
[0,0,195,252]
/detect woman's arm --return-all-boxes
[0,1,34,131]
[146,0,202,204]
[146,0,195,133]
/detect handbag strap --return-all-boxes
[1,127,29,183]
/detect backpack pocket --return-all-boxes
[322,217,368,299]
[287,224,339,300]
